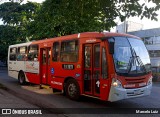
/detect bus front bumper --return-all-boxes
[108,83,152,102]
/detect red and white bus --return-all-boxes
[8,32,152,102]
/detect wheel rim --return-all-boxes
[68,83,77,97]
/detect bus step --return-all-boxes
[39,84,51,89]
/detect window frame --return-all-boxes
[101,47,108,79]
[16,46,27,61]
[52,42,60,62]
[27,44,39,61]
[60,39,79,63]
[94,44,100,68]
[9,47,17,61]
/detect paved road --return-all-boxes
[0,70,160,117]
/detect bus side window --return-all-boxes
[9,48,17,61]
[60,40,78,62]
[52,42,59,62]
[28,45,39,61]
[17,46,27,61]
[84,46,91,68]
[94,44,100,68]
[102,47,108,79]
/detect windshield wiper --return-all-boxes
[127,48,147,74]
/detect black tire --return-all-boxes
[65,79,80,100]
[18,72,26,85]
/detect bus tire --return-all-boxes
[18,72,26,85]
[65,79,80,100]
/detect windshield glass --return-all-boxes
[112,37,151,75]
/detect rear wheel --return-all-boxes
[65,79,80,100]
[18,72,26,85]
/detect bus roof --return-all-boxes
[9,32,140,47]
[32,32,140,44]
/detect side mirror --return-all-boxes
[108,38,115,54]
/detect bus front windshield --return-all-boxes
[112,37,151,75]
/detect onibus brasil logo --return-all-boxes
[1,109,42,115]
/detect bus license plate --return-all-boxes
[134,89,141,95]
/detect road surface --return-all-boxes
[0,69,160,117]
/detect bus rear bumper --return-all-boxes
[108,83,152,102]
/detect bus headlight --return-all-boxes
[112,78,122,88]
[147,76,152,85]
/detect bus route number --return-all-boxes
[62,64,74,70]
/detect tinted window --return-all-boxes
[94,44,100,68]
[102,47,108,79]
[60,40,78,62]
[9,47,17,61]
[52,42,59,61]
[17,46,27,61]
[28,45,39,61]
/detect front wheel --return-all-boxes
[18,72,26,85]
[65,79,80,100]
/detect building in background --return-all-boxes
[116,21,143,33]
[129,28,160,81]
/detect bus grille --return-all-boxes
[125,78,145,84]
[124,78,147,89]
[127,90,144,96]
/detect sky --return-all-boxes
[0,0,160,32]
[114,0,160,31]
[23,0,45,3]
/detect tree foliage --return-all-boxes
[0,25,18,60]
[0,1,40,25]
[27,0,160,40]
[0,0,160,60]
[0,1,40,61]
[0,1,40,41]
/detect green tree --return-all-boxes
[0,1,40,61]
[27,0,160,40]
[0,1,41,42]
[0,25,18,61]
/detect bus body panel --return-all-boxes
[100,41,113,100]
[108,82,152,102]
[50,77,64,90]
[8,32,152,102]
[8,61,26,79]
[25,72,40,84]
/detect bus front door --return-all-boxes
[40,48,51,85]
[83,43,101,97]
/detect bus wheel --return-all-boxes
[66,79,80,100]
[18,72,26,85]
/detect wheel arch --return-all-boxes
[64,76,81,100]
[63,77,81,94]
[18,70,29,82]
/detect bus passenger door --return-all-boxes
[100,46,109,100]
[40,48,51,85]
[83,43,101,97]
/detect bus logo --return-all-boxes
[86,39,96,43]
[2,109,11,114]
